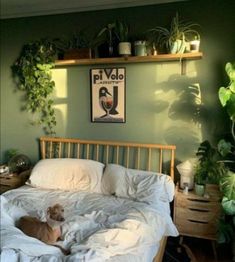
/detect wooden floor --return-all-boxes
[180,237,232,262]
[163,236,233,262]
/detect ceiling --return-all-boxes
[0,0,186,19]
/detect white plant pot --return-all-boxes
[118,42,131,56]
[190,40,200,52]
[170,39,186,54]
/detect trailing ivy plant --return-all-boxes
[12,39,57,134]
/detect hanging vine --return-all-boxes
[12,39,57,135]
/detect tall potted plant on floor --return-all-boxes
[217,62,235,260]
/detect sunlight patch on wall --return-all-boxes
[53,104,67,134]
[51,69,68,98]
[184,61,198,78]
[154,63,182,83]
[51,69,68,135]
[153,61,198,83]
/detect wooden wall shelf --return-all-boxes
[55,52,203,67]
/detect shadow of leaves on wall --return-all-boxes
[154,100,169,113]
[157,74,204,125]
[168,83,202,125]
[154,73,206,158]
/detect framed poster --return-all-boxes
[90,68,126,123]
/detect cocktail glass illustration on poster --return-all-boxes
[90,68,126,123]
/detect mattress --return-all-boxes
[1,185,178,262]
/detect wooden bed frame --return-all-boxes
[40,136,176,262]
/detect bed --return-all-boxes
[0,136,179,262]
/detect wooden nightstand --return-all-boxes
[173,183,221,260]
[0,170,31,194]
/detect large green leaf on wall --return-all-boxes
[226,93,235,121]
[220,170,235,200]
[222,197,235,215]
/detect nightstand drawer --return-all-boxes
[175,207,219,223]
[175,195,220,211]
[175,212,217,240]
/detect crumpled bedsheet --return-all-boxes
[0,186,178,262]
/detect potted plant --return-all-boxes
[96,22,117,57]
[194,140,226,196]
[217,62,235,259]
[62,30,96,59]
[114,20,131,56]
[147,13,199,54]
[12,39,57,135]
[194,162,207,196]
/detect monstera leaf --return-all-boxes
[226,93,235,121]
[225,62,235,82]
[221,197,235,215]
[219,87,232,106]
[218,62,235,120]
[220,170,235,200]
[217,139,232,157]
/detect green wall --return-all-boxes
[1,0,235,164]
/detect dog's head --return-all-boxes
[47,204,65,222]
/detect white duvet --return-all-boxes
[0,186,178,262]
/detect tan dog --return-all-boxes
[18,204,69,255]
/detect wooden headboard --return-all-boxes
[40,137,176,180]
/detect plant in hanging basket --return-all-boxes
[12,39,57,135]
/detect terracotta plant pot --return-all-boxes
[63,48,92,59]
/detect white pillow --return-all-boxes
[102,164,175,206]
[27,158,104,193]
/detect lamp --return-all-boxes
[176,160,195,190]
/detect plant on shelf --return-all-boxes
[57,30,97,59]
[114,20,131,56]
[96,22,117,57]
[12,39,57,135]
[217,62,235,252]
[147,13,200,54]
